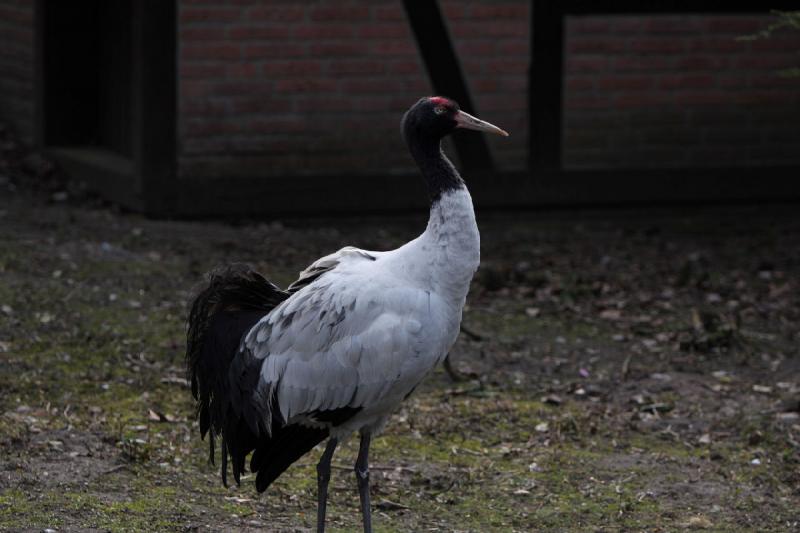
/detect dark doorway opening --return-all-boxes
[43,0,133,157]
[38,0,176,214]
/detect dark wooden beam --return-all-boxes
[402,0,495,171]
[530,1,564,174]
[174,166,800,218]
[131,0,177,216]
[561,1,800,14]
[33,0,45,146]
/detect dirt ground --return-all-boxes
[1,167,799,531]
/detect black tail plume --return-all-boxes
[186,264,290,479]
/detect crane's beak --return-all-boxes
[454,110,509,137]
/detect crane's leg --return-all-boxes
[355,432,373,533]
[316,437,338,533]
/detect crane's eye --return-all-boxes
[434,106,446,115]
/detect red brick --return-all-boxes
[736,54,792,70]
[473,78,500,92]
[295,24,356,39]
[613,92,672,108]
[274,78,339,93]
[184,118,241,137]
[644,16,697,34]
[750,37,800,52]
[356,95,396,111]
[180,63,227,79]
[564,95,611,110]
[292,96,353,113]
[371,40,417,57]
[262,60,323,76]
[328,60,385,75]
[310,5,370,21]
[496,40,527,56]
[565,56,609,73]
[341,79,405,94]
[673,90,740,106]
[689,37,744,53]
[479,95,526,111]
[182,138,229,155]
[752,73,800,88]
[228,25,292,40]
[310,42,365,57]
[373,5,404,21]
[613,56,672,72]
[716,74,749,89]
[179,99,230,116]
[226,63,258,79]
[439,1,468,20]
[243,43,306,59]
[676,56,728,71]
[610,18,645,33]
[597,76,653,91]
[450,21,527,39]
[230,96,295,114]
[246,116,308,134]
[181,81,214,99]
[182,43,241,61]
[212,81,273,97]
[568,37,627,54]
[566,77,595,92]
[387,60,422,75]
[704,17,763,34]
[357,24,409,39]
[657,74,715,90]
[180,7,242,23]
[484,59,527,75]
[630,38,685,54]
[180,26,228,41]
[469,5,528,19]
[247,6,306,22]
[457,40,495,56]
[496,77,527,91]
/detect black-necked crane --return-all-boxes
[186,96,508,532]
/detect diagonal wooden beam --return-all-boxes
[402,0,495,171]
[530,1,564,174]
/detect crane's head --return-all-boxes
[402,96,508,143]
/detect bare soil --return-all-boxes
[1,180,799,532]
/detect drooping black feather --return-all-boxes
[186,264,362,492]
[248,405,362,490]
[186,264,289,483]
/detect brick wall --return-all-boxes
[0,2,797,180]
[177,0,529,179]
[0,0,36,144]
[564,15,800,169]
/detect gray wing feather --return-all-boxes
[243,248,440,428]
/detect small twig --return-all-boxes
[429,479,458,497]
[443,355,469,382]
[459,324,483,341]
[621,353,633,381]
[376,499,410,511]
[100,464,129,476]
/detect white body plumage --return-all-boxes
[242,188,479,439]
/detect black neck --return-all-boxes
[406,136,465,205]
